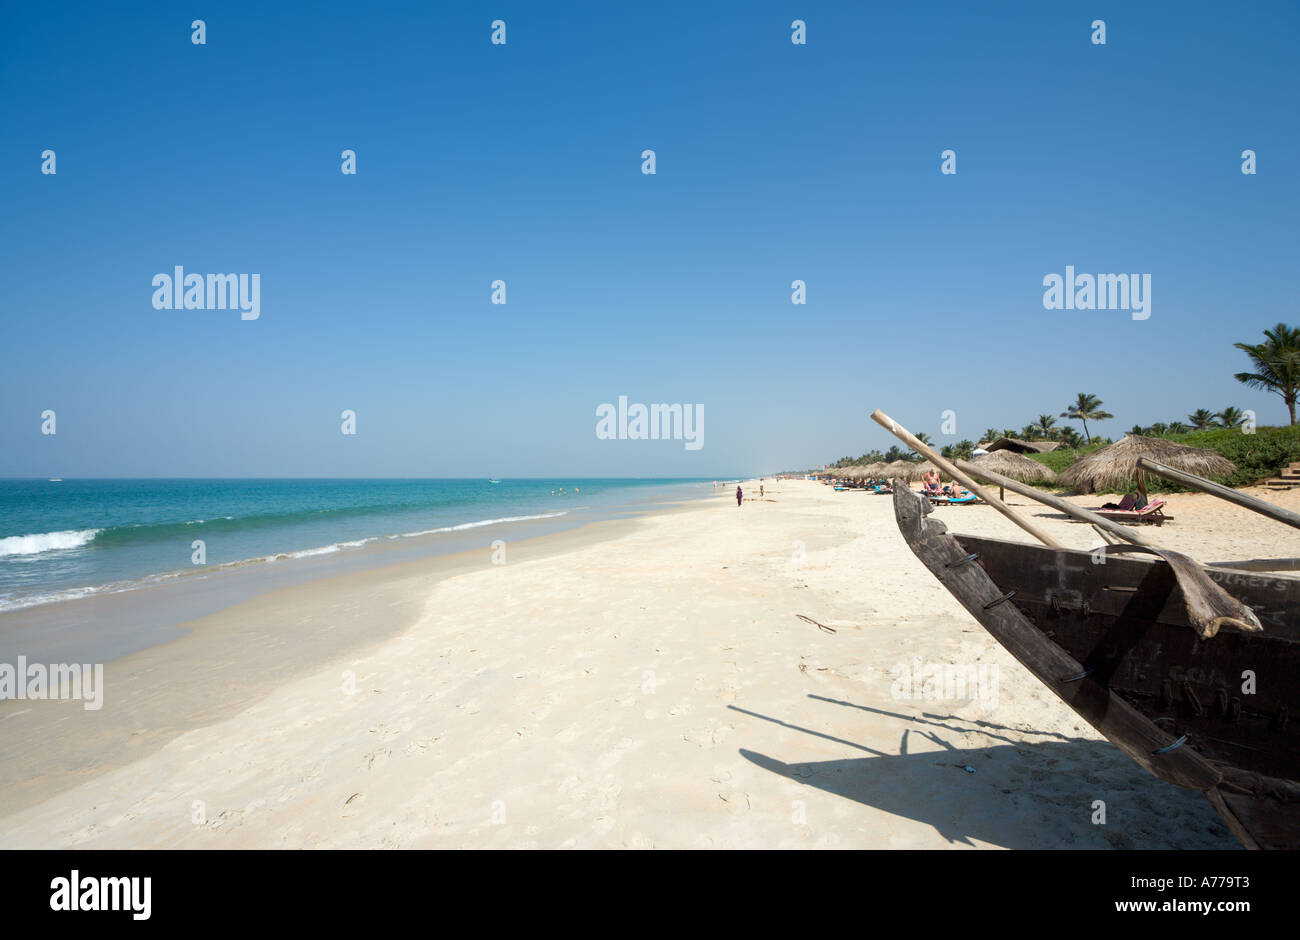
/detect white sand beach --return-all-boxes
[4,479,1298,849]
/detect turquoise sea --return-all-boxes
[0,478,714,613]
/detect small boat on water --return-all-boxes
[487,479,502,484]
[47,478,62,482]
[873,407,1300,849]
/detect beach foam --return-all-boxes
[0,529,101,557]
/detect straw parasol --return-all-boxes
[1057,435,1237,495]
[912,460,951,482]
[968,449,1057,500]
[883,459,925,482]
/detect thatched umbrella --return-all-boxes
[1057,435,1236,496]
[883,459,924,482]
[912,460,952,482]
[968,450,1057,500]
[859,461,886,479]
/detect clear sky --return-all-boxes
[2,1,1297,477]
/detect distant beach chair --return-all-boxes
[1091,499,1171,526]
[926,492,980,506]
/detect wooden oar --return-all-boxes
[1136,457,1300,531]
[870,409,1063,548]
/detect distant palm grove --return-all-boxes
[823,323,1300,471]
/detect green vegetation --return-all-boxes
[1060,393,1113,444]
[808,324,1300,480]
[1235,322,1300,425]
[1024,424,1300,491]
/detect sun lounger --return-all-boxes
[921,490,981,506]
[1090,499,1171,525]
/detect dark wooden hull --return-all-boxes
[893,486,1300,849]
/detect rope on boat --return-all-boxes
[983,591,1015,610]
[1153,735,1189,755]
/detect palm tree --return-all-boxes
[1034,414,1057,439]
[1058,427,1082,448]
[981,428,1001,445]
[1149,422,1168,436]
[1215,406,1246,429]
[915,432,933,447]
[1188,408,1216,430]
[1128,424,1147,436]
[1020,424,1039,440]
[1166,421,1190,434]
[1060,393,1113,444]
[1235,323,1300,425]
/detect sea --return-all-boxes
[0,478,715,616]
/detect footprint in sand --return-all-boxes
[362,749,391,771]
[596,737,639,769]
[718,791,751,816]
[558,775,582,795]
[683,723,734,748]
[403,736,441,756]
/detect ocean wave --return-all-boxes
[0,510,570,612]
[0,529,102,557]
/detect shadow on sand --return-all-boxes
[730,697,1234,848]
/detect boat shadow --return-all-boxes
[730,698,1227,848]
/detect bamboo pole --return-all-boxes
[870,409,1063,548]
[1136,457,1300,531]
[956,459,1158,549]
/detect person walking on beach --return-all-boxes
[736,484,743,508]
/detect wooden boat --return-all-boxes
[892,484,1300,849]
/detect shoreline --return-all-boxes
[0,483,713,668]
[0,510,653,817]
[4,478,1293,847]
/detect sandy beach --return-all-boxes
[3,478,1298,849]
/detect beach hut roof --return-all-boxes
[968,449,1057,484]
[1057,435,1236,495]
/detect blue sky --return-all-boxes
[2,1,1297,477]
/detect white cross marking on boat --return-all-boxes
[1043,555,1087,608]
